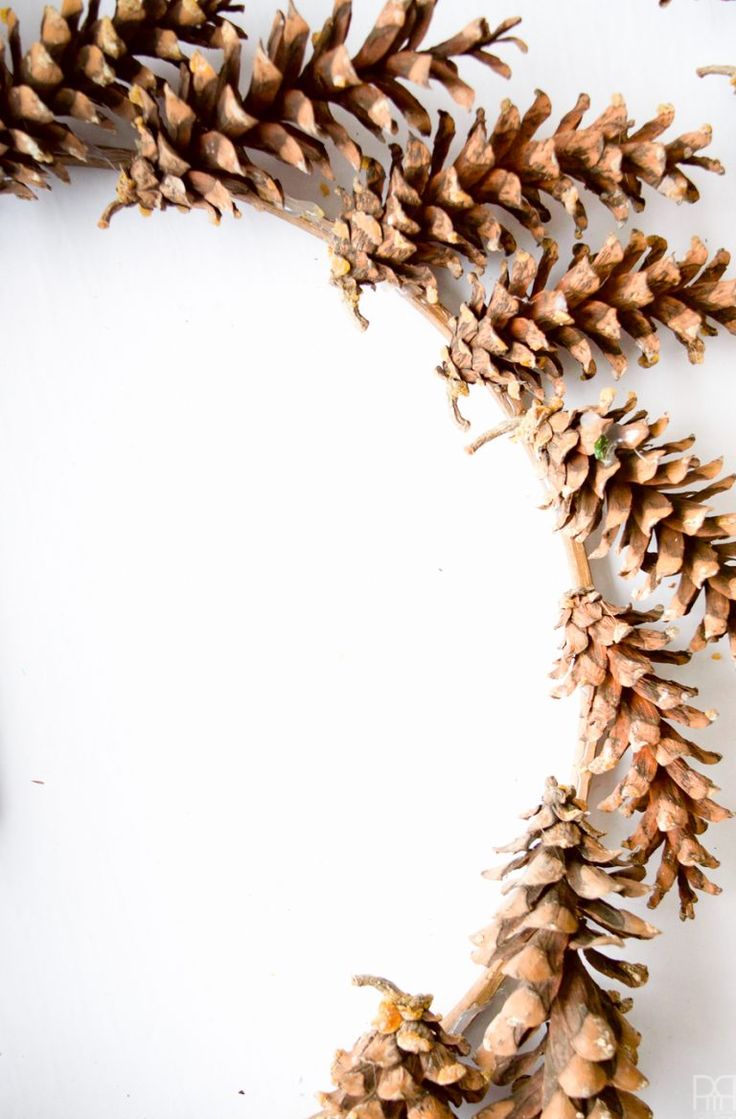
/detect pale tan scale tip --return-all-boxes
[706,709,719,722]
[599,387,616,410]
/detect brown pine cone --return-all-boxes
[330,112,519,323]
[98,31,285,226]
[240,3,525,174]
[0,0,240,199]
[438,231,736,421]
[524,391,736,654]
[467,92,721,241]
[331,100,724,320]
[552,590,731,919]
[316,976,487,1119]
[473,778,655,1119]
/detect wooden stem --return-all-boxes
[697,64,736,80]
[564,534,594,591]
[465,418,521,454]
[440,964,504,1036]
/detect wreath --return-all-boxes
[2,0,735,1115]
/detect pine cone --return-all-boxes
[330,112,519,322]
[552,590,731,919]
[239,3,525,173]
[316,975,487,1119]
[98,30,285,226]
[471,91,721,239]
[438,231,736,421]
[0,0,240,199]
[523,390,736,655]
[331,98,724,320]
[473,778,656,1119]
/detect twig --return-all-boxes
[697,64,736,81]
[465,418,521,454]
[440,964,504,1036]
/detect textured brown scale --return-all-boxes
[473,779,655,1119]
[315,976,487,1119]
[524,391,736,656]
[552,590,732,919]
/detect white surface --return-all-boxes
[0,1,735,1117]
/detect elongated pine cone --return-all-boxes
[330,112,520,320]
[98,27,286,225]
[332,103,724,322]
[552,590,731,919]
[438,232,736,420]
[316,975,487,1119]
[0,0,240,199]
[525,391,736,654]
[474,778,656,1119]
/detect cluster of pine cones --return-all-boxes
[3,2,735,1117]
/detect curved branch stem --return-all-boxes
[65,154,597,1038]
[238,185,597,1037]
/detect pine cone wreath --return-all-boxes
[523,390,736,654]
[316,975,487,1119]
[552,590,731,919]
[0,0,240,200]
[473,778,656,1119]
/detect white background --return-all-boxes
[1,1,735,1116]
